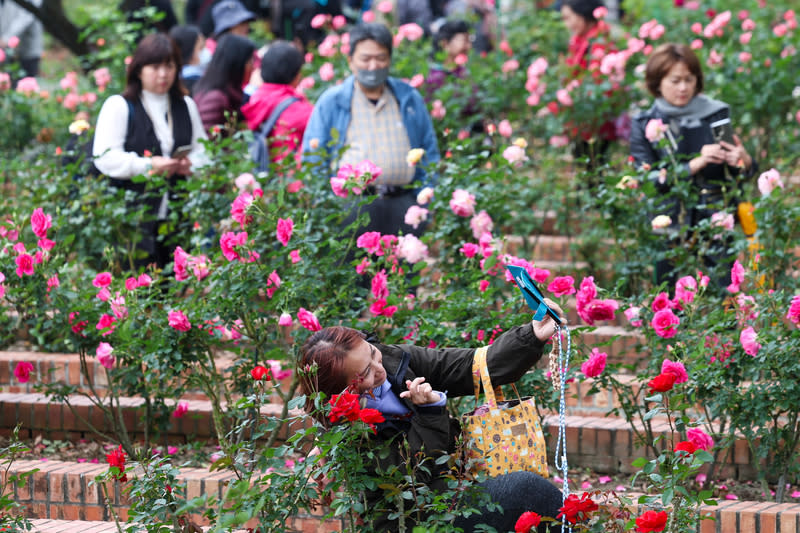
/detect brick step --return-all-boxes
[0,392,308,442]
[28,521,247,532]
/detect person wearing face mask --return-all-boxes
[299,304,565,531]
[630,43,756,289]
[301,23,440,240]
[169,25,207,93]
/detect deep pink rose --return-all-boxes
[298,308,321,331]
[370,298,398,317]
[278,312,293,327]
[675,276,698,306]
[356,258,370,275]
[460,243,479,258]
[651,292,674,312]
[661,359,688,384]
[168,310,191,332]
[787,295,800,325]
[174,246,190,280]
[171,401,189,418]
[371,269,388,299]
[231,192,254,228]
[96,342,115,369]
[266,270,281,299]
[14,361,35,383]
[93,272,112,288]
[652,309,680,338]
[15,253,34,277]
[581,348,607,378]
[330,176,348,198]
[449,189,476,217]
[30,208,52,238]
[547,276,576,297]
[479,279,490,292]
[727,260,745,293]
[585,299,619,324]
[96,313,116,336]
[356,231,382,254]
[125,277,138,291]
[276,218,294,247]
[38,238,56,251]
[576,276,597,308]
[687,427,714,452]
[739,326,760,356]
[290,250,302,263]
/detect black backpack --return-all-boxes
[249,96,298,174]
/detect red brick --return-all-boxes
[83,505,105,522]
[740,502,783,532]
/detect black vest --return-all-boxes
[109,94,193,193]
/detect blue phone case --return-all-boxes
[505,265,562,324]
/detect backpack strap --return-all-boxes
[126,98,135,138]
[255,96,299,143]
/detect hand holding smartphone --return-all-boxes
[172,144,193,159]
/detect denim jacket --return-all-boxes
[301,75,441,189]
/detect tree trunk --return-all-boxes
[13,0,90,59]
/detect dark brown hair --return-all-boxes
[645,43,704,98]
[299,326,366,411]
[122,33,187,101]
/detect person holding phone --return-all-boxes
[630,43,756,288]
[93,33,209,271]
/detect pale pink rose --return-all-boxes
[409,74,424,88]
[171,401,189,418]
[645,118,668,142]
[690,39,703,50]
[174,246,190,280]
[738,51,752,63]
[627,37,646,52]
[652,309,680,338]
[361,10,374,22]
[497,119,512,138]
[376,0,393,13]
[527,57,548,78]
[276,218,294,247]
[7,36,20,48]
[16,77,40,95]
[547,276,576,297]
[739,326,760,356]
[592,6,607,19]
[278,312,293,327]
[395,234,428,264]
[502,145,528,166]
[501,59,519,73]
[404,205,429,229]
[234,172,256,191]
[735,293,758,323]
[739,32,752,44]
[416,187,434,205]
[649,24,665,40]
[168,310,191,332]
[332,15,346,29]
[742,18,755,31]
[757,168,784,196]
[479,279,490,292]
[687,428,714,451]
[397,23,424,42]
[549,135,569,147]
[81,92,97,105]
[310,13,329,28]
[231,192,254,228]
[624,306,643,327]
[707,50,723,67]
[469,210,493,240]
[30,208,52,239]
[298,308,321,331]
[556,88,573,106]
[267,359,293,380]
[60,71,78,90]
[727,259,745,294]
[661,359,688,383]
[189,255,210,280]
[430,99,446,119]
[454,53,468,66]
[290,250,302,263]
[93,67,111,89]
[93,272,112,288]
[371,269,388,299]
[675,276,698,305]
[95,345,114,370]
[0,72,10,90]
[460,243,479,258]
[638,19,657,39]
[785,295,800,325]
[774,23,788,37]
[581,348,607,378]
[449,189,476,217]
[330,176,348,197]
[110,292,128,320]
[710,211,734,232]
[319,62,335,81]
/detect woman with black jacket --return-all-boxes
[630,43,756,288]
[300,304,565,532]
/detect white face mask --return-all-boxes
[199,47,213,67]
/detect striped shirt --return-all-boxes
[339,85,415,186]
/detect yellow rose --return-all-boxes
[406,148,425,166]
[68,119,91,135]
[512,137,528,149]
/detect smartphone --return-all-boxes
[710,118,735,145]
[172,144,193,159]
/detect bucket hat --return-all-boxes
[212,0,256,37]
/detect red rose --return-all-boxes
[329,392,361,423]
[557,492,599,525]
[515,511,542,532]
[673,441,698,455]
[635,510,669,532]
[105,444,128,482]
[358,408,385,431]
[648,372,677,393]
[251,365,271,381]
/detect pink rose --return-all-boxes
[576,276,597,308]
[710,211,734,232]
[362,10,375,22]
[15,76,39,95]
[675,276,698,305]
[395,234,428,264]
[168,310,191,332]
[30,208,52,238]
[404,205,429,229]
[585,299,619,324]
[651,292,674,312]
[690,39,703,50]
[93,272,112,288]
[502,145,528,166]
[96,314,116,336]
[276,218,294,247]
[549,135,570,147]
[125,277,138,291]
[757,168,784,196]
[501,59,519,73]
[645,118,668,142]
[687,427,714,452]
[310,13,329,28]
[376,0,393,12]
[624,306,643,327]
[356,258,370,275]
[371,269,388,299]
[498,119,512,138]
[15,254,34,277]
[739,326,760,356]
[786,295,800,325]
[661,359,688,384]
[727,259,744,294]
[174,246,190,281]
[332,14,346,29]
[397,23,424,42]
[14,361,34,383]
[449,189,476,217]
[190,255,210,280]
[37,238,56,251]
[278,312,293,327]
[298,308,322,331]
[460,243,479,258]
[96,342,115,369]
[266,270,281,299]
[290,250,302,264]
[231,192,254,228]
[93,67,111,89]
[330,176,348,198]
[319,62,335,82]
[739,32,752,44]
[356,231,382,254]
[581,348,607,378]
[738,51,752,63]
[370,298,398,317]
[652,309,680,338]
[235,172,257,191]
[172,401,189,418]
[430,99,446,119]
[479,279,490,292]
[547,276,576,297]
[469,210,493,240]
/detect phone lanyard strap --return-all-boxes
[553,322,572,512]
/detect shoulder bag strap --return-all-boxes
[472,346,505,409]
[256,96,299,142]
